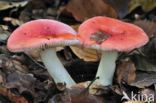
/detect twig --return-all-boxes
[81,76,99,94]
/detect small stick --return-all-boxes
[81,76,100,94]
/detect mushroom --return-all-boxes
[78,16,149,86]
[7,19,81,88]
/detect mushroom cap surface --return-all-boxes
[78,16,149,51]
[7,19,80,52]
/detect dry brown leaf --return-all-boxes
[129,0,156,13]
[133,54,156,72]
[116,58,136,85]
[0,87,28,103]
[141,89,156,102]
[5,71,36,93]
[0,54,28,73]
[133,38,156,72]
[56,82,66,91]
[130,71,156,88]
[59,0,117,22]
[26,49,42,62]
[70,46,102,62]
[0,25,9,30]
[0,1,28,11]
[71,24,80,31]
[51,83,121,103]
[102,0,129,18]
[0,25,10,41]
[3,17,22,26]
[0,71,5,84]
[123,101,143,103]
[134,20,156,37]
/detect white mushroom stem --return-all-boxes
[95,51,118,86]
[40,48,76,88]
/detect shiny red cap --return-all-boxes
[7,19,80,52]
[78,16,149,51]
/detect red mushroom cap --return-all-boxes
[78,16,149,51]
[7,19,80,52]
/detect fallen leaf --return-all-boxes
[128,0,141,13]
[102,0,129,18]
[5,71,36,93]
[0,25,9,31]
[0,54,28,73]
[134,20,156,37]
[0,1,28,11]
[0,71,5,84]
[0,25,10,41]
[130,71,156,88]
[26,49,42,62]
[141,0,156,12]
[3,17,23,26]
[59,0,117,22]
[133,54,156,72]
[141,89,156,102]
[70,46,102,62]
[123,101,143,103]
[132,38,156,72]
[71,24,80,31]
[129,0,156,13]
[56,83,66,91]
[0,87,28,103]
[50,83,121,103]
[0,46,8,54]
[116,58,136,85]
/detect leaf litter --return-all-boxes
[0,0,156,103]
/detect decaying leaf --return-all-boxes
[0,71,5,84]
[26,49,42,62]
[133,54,156,72]
[141,0,156,12]
[0,54,28,73]
[3,17,23,26]
[116,59,136,85]
[71,24,80,32]
[132,38,156,72]
[90,83,122,96]
[134,20,156,37]
[141,89,156,102]
[56,82,66,91]
[0,1,28,11]
[0,87,28,103]
[0,25,10,41]
[130,71,156,88]
[102,0,129,18]
[59,0,117,22]
[70,46,102,62]
[5,71,36,93]
[129,0,156,13]
[50,82,121,103]
[123,101,143,103]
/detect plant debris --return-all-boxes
[0,0,156,103]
